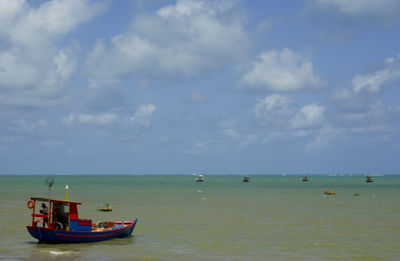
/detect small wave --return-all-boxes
[47,250,73,256]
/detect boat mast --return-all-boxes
[45,177,54,227]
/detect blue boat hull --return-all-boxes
[27,219,137,243]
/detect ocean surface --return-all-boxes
[0,174,399,261]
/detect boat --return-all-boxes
[195,174,205,182]
[242,176,250,183]
[302,176,308,182]
[366,176,374,183]
[26,197,137,243]
[97,203,112,212]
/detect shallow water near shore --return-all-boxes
[0,174,399,260]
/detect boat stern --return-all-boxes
[26,226,57,242]
[26,226,40,240]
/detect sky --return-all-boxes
[1,0,400,175]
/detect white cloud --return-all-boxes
[87,0,248,86]
[157,0,205,18]
[352,53,400,93]
[291,104,325,129]
[0,49,38,88]
[254,94,326,131]
[243,48,323,91]
[0,0,106,108]
[62,104,157,127]
[250,94,328,151]
[78,113,117,125]
[63,113,117,125]
[334,98,393,130]
[0,0,25,26]
[254,94,295,127]
[3,0,107,50]
[128,104,157,127]
[331,55,400,137]
[54,49,77,81]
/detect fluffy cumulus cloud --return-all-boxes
[0,0,106,108]
[87,0,248,87]
[254,94,325,131]
[1,0,106,48]
[254,94,295,126]
[291,103,325,129]
[243,48,323,91]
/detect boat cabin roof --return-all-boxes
[30,197,81,205]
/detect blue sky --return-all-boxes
[1,0,400,174]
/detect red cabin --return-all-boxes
[28,197,92,232]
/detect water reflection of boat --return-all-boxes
[195,174,205,182]
[242,176,250,183]
[366,176,374,183]
[97,203,112,212]
[26,197,137,243]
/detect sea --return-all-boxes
[0,174,399,261]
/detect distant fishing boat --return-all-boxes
[366,176,374,183]
[195,174,205,182]
[242,176,250,183]
[97,203,112,212]
[302,176,309,182]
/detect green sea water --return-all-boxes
[0,175,399,260]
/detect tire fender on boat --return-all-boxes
[54,222,63,230]
[27,200,35,209]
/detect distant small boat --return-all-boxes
[302,176,309,182]
[195,175,205,182]
[97,203,112,212]
[324,190,335,195]
[242,176,250,183]
[366,176,374,183]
